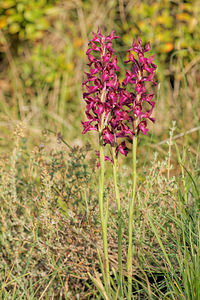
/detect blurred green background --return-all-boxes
[0,0,199,151]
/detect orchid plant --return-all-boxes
[82,28,157,299]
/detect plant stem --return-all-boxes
[127,134,137,299]
[99,140,110,292]
[113,147,123,297]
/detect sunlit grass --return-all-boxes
[0,122,199,298]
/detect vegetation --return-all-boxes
[0,0,199,299]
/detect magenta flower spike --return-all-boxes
[82,34,157,165]
[82,28,133,161]
[123,37,157,135]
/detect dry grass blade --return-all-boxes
[88,272,109,300]
[0,262,15,293]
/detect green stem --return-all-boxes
[113,148,123,297]
[99,140,110,292]
[98,84,110,294]
[127,134,137,299]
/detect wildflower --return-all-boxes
[82,28,132,160]
[123,37,157,135]
[82,31,157,159]
[81,29,158,299]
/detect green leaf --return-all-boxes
[9,22,20,34]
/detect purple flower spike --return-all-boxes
[82,28,133,160]
[123,37,157,135]
[82,28,121,135]
[82,30,158,163]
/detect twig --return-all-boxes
[180,54,200,78]
[157,126,200,146]
[119,0,127,25]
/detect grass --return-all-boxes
[0,1,200,298]
[0,123,199,298]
